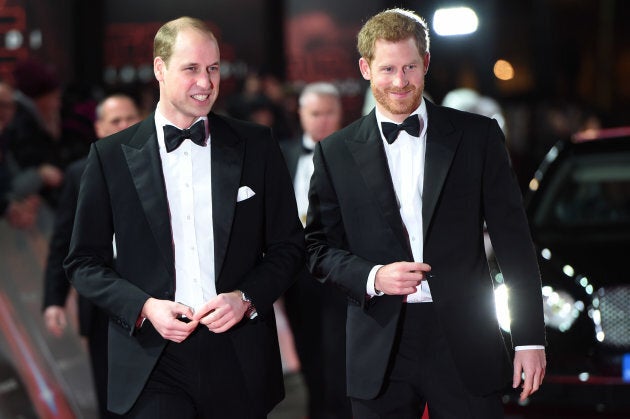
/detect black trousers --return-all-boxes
[351,303,504,419]
[122,327,260,419]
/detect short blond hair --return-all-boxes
[153,17,216,66]
[357,8,430,63]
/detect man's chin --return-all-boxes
[383,103,418,117]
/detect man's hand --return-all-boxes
[513,349,546,402]
[141,298,198,342]
[374,262,432,295]
[193,291,247,333]
[43,305,67,337]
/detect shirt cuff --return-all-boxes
[366,265,384,297]
[515,345,545,351]
[135,315,146,329]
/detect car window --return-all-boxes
[532,153,630,228]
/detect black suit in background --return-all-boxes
[65,112,304,416]
[306,100,546,415]
[281,140,352,419]
[42,157,112,418]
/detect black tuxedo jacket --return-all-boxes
[305,100,546,399]
[43,157,99,336]
[280,138,304,181]
[65,112,304,415]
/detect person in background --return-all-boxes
[6,58,92,207]
[42,93,142,418]
[305,8,546,418]
[64,17,303,418]
[282,82,351,418]
[0,80,39,229]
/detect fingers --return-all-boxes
[513,350,546,401]
[375,261,432,295]
[144,299,198,342]
[199,306,237,332]
[196,293,243,333]
[396,261,432,274]
[519,366,545,401]
[162,318,198,343]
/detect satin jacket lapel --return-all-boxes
[208,113,244,282]
[346,111,413,258]
[122,115,174,275]
[423,101,462,239]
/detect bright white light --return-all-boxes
[433,7,479,36]
[541,248,552,260]
[5,30,23,50]
[494,284,511,332]
[563,265,575,277]
[542,287,579,331]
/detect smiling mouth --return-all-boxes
[192,94,210,101]
[389,89,412,96]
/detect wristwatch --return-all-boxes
[239,290,258,319]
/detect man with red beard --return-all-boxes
[305,8,546,419]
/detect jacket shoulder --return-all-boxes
[319,114,372,152]
[93,118,147,153]
[211,112,272,139]
[429,101,498,130]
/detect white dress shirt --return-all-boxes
[293,134,317,226]
[366,100,432,303]
[155,108,216,311]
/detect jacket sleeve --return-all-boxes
[305,142,375,307]
[482,119,546,347]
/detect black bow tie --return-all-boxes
[381,115,422,144]
[163,120,206,152]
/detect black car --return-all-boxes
[497,127,630,415]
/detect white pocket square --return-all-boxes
[236,186,256,202]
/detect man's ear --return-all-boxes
[423,52,431,74]
[154,57,165,82]
[359,57,371,81]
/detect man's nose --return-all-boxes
[197,72,213,89]
[392,69,408,87]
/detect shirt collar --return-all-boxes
[154,105,208,152]
[301,133,317,152]
[375,98,427,143]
